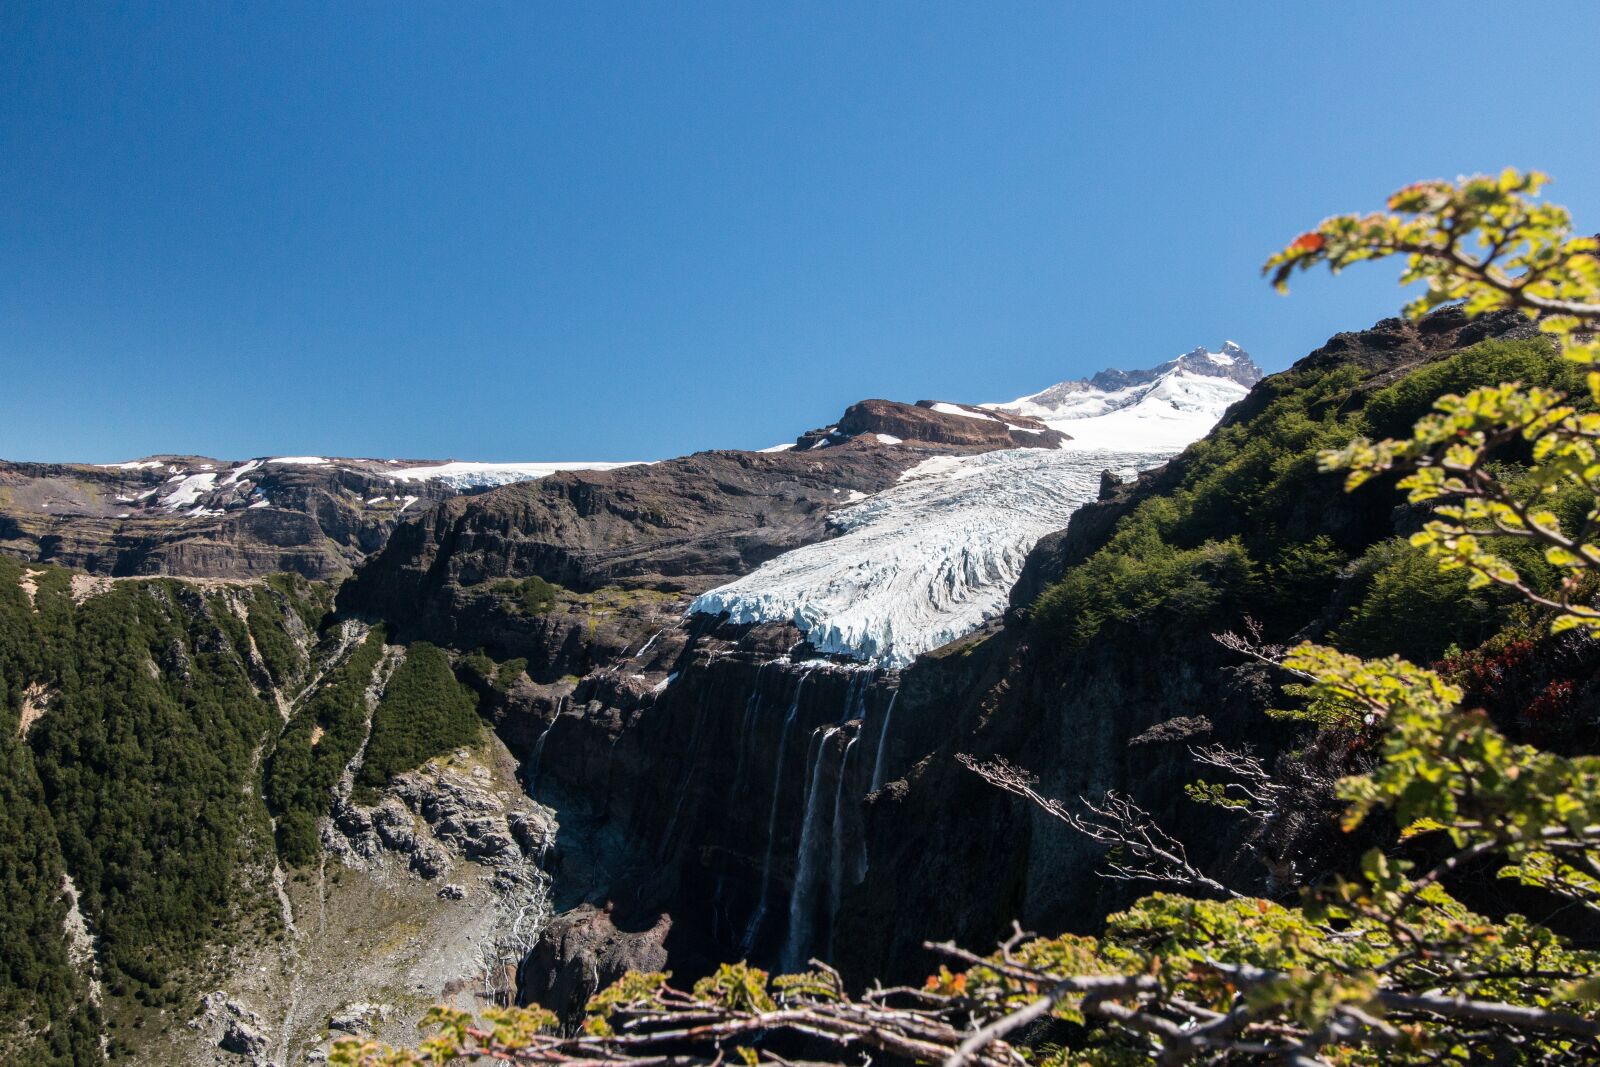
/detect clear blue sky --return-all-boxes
[5,4,1599,463]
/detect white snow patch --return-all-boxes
[928,402,999,422]
[98,460,164,470]
[267,456,330,465]
[398,495,418,512]
[691,446,1170,666]
[759,443,797,453]
[1051,371,1248,452]
[220,459,261,485]
[160,472,218,510]
[873,433,903,445]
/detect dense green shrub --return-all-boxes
[1361,336,1571,437]
[1330,540,1501,661]
[246,585,305,686]
[459,650,529,694]
[354,643,481,802]
[490,575,560,615]
[1031,337,1562,650]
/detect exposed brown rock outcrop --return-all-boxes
[518,905,671,1029]
[795,398,1066,450]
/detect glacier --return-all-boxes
[689,344,1261,666]
[690,446,1169,666]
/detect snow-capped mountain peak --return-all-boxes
[690,342,1264,666]
[986,342,1262,452]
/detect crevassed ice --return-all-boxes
[692,355,1255,665]
[690,446,1169,666]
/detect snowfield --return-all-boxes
[691,446,1169,666]
[1042,370,1251,451]
[691,344,1260,665]
[990,343,1256,452]
[380,460,643,489]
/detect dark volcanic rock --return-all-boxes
[518,905,671,1029]
[795,398,1066,450]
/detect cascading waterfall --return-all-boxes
[868,688,899,792]
[729,662,774,805]
[742,667,814,954]
[827,734,859,924]
[632,628,666,659]
[526,695,565,790]
[782,725,839,971]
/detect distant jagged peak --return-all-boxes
[998,342,1262,415]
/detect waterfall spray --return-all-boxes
[742,667,814,954]
[782,725,838,971]
[827,734,859,926]
[868,688,899,792]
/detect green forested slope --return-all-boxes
[0,554,499,1064]
[1034,336,1579,662]
[0,560,326,1063]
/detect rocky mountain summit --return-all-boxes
[793,398,1067,450]
[988,342,1264,451]
[996,341,1263,414]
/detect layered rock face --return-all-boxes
[0,456,640,580]
[0,458,459,579]
[796,398,1067,450]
